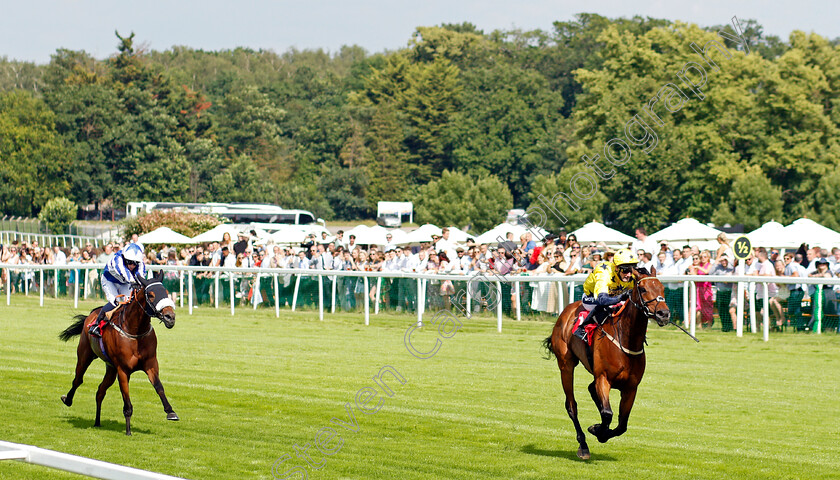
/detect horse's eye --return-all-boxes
[638,287,646,294]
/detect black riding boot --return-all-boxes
[573,306,607,342]
[89,303,116,337]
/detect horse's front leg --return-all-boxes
[608,387,638,439]
[588,375,613,443]
[144,359,179,421]
[559,359,590,460]
[116,368,133,436]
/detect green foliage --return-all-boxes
[727,167,785,231]
[121,210,222,239]
[413,170,512,232]
[0,90,70,216]
[807,169,840,230]
[317,167,370,220]
[526,167,607,232]
[37,197,76,234]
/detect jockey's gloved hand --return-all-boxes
[619,291,630,301]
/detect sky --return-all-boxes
[1,0,837,64]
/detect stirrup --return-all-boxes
[573,325,587,341]
[89,324,101,338]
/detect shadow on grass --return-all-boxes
[64,415,152,435]
[521,443,616,462]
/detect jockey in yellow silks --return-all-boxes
[573,248,638,342]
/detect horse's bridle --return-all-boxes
[138,282,167,321]
[631,276,665,320]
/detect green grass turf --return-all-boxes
[0,295,838,479]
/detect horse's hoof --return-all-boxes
[167,412,180,421]
[577,447,590,460]
[60,395,71,407]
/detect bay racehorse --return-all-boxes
[543,267,670,459]
[59,270,178,435]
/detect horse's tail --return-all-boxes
[542,336,556,360]
[59,314,88,342]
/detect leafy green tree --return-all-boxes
[807,169,840,230]
[363,105,412,210]
[317,166,369,219]
[726,167,784,231]
[38,197,76,234]
[207,154,273,203]
[413,170,512,232]
[526,167,607,232]
[0,91,69,216]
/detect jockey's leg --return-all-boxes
[573,296,599,341]
[89,302,116,337]
[90,277,122,338]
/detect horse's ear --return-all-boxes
[154,269,164,281]
[649,265,657,276]
[136,274,147,287]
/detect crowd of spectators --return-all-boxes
[2,227,840,331]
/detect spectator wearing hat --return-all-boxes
[233,232,250,255]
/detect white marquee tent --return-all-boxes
[137,227,193,244]
[570,222,635,246]
[784,218,840,249]
[747,221,800,249]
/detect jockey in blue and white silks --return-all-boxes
[89,242,148,337]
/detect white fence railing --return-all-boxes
[0,440,185,479]
[2,263,839,341]
[0,231,116,248]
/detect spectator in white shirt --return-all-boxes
[384,233,398,252]
[631,227,658,257]
[434,228,458,262]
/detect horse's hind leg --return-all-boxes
[144,359,179,421]
[61,336,95,407]
[94,366,117,427]
[560,359,590,460]
[588,375,614,443]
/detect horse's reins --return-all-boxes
[631,276,699,343]
[112,285,162,340]
[597,276,669,356]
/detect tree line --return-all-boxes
[1,15,838,233]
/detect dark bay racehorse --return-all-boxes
[59,271,178,435]
[543,268,670,459]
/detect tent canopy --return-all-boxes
[570,222,635,245]
[747,221,800,249]
[137,227,193,244]
[650,218,723,243]
[785,218,840,249]
[190,224,242,243]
